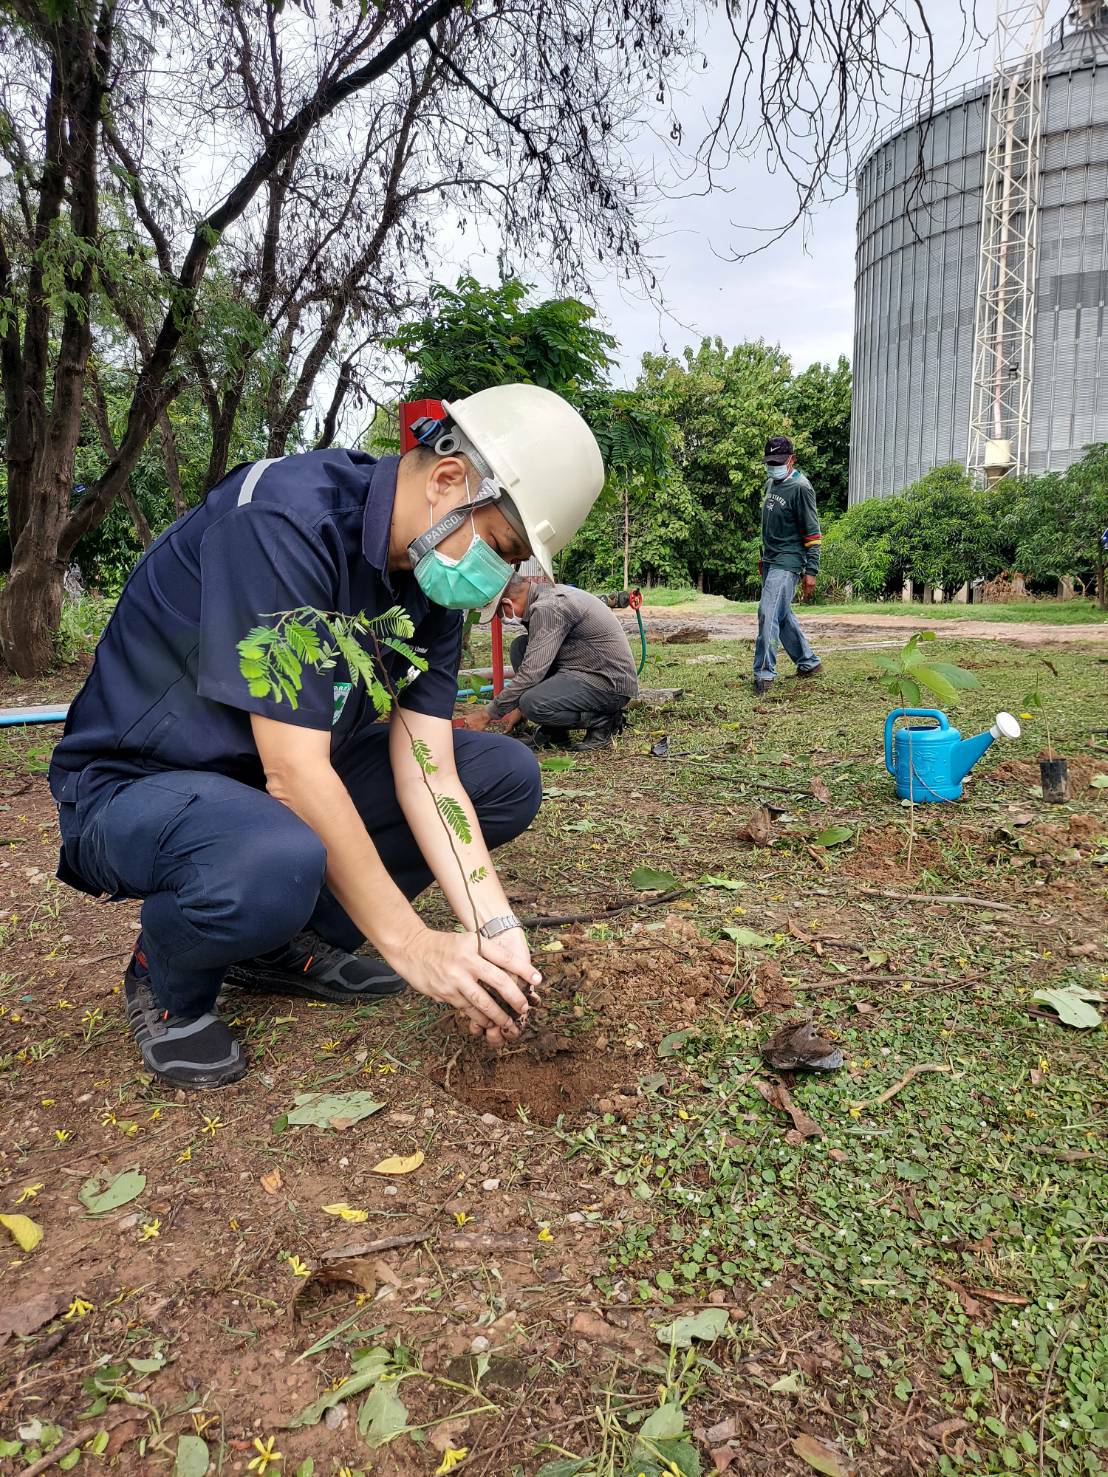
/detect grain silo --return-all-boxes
[849,2,1108,504]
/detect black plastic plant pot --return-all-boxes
[1040,757,1070,804]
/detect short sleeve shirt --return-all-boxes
[49,452,462,816]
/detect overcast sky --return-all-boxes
[442,0,1023,387]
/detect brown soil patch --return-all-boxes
[838,823,943,882]
[993,755,1107,791]
[623,607,1108,648]
[438,1028,631,1124]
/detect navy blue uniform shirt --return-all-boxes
[49,452,463,828]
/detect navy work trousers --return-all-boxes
[508,635,627,730]
[65,728,541,1017]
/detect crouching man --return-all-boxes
[48,386,604,1088]
[464,574,638,751]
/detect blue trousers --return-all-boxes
[753,566,820,683]
[62,728,541,1017]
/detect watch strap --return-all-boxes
[478,913,523,940]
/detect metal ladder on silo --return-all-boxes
[966,0,1049,484]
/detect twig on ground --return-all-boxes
[18,1408,135,1477]
[321,1232,431,1262]
[1038,1316,1076,1476]
[857,889,1020,911]
[852,1062,953,1109]
[443,1041,466,1091]
[519,888,691,929]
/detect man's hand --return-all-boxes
[801,574,817,602]
[397,925,541,1044]
[463,705,493,732]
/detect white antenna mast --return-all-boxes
[967,0,1050,483]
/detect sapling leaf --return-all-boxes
[172,1435,209,1477]
[812,825,853,847]
[411,739,437,773]
[79,1168,146,1216]
[435,794,472,845]
[630,865,678,891]
[927,662,980,690]
[655,1307,729,1347]
[911,665,957,705]
[722,925,771,947]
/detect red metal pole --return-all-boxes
[399,397,506,696]
[490,613,505,694]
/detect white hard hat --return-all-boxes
[443,385,605,579]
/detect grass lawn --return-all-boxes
[0,634,1105,1476]
[638,587,1108,625]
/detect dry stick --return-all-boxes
[320,1231,431,1262]
[18,1408,135,1477]
[857,888,1021,911]
[519,887,690,929]
[1038,1316,1076,1477]
[852,1062,953,1110]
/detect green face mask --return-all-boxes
[413,532,514,611]
[408,478,515,611]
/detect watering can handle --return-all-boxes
[884,708,949,775]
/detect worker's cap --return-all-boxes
[764,436,794,465]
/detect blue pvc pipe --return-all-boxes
[0,706,70,727]
[1,690,493,728]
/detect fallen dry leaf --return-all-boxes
[104,1419,145,1459]
[369,1151,425,1176]
[569,1310,645,1352]
[296,1256,377,1304]
[702,1416,740,1444]
[259,1169,282,1195]
[711,1447,738,1473]
[810,777,831,804]
[966,1286,1029,1307]
[754,1079,824,1139]
[791,1433,851,1476]
[935,1274,983,1319]
[739,806,774,848]
[0,1213,43,1253]
[429,1418,471,1455]
[926,1417,969,1443]
[0,1291,68,1346]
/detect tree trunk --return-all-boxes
[622,488,630,590]
[0,555,65,677]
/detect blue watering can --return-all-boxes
[884,708,1021,802]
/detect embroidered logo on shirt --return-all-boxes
[332,682,353,726]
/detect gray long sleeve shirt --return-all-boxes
[488,583,639,718]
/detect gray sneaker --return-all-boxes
[224,928,405,1004]
[124,962,247,1090]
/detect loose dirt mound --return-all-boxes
[993,756,1107,791]
[437,1028,630,1124]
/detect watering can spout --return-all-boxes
[949,711,1022,785]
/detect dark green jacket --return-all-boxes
[760,470,822,575]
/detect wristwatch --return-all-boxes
[478,913,523,940]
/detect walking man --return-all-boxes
[49,386,604,1088]
[464,574,637,751]
[753,435,822,695]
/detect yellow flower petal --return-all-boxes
[537,1225,554,1243]
[322,1202,369,1223]
[435,1448,469,1475]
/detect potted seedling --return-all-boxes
[1023,660,1068,803]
